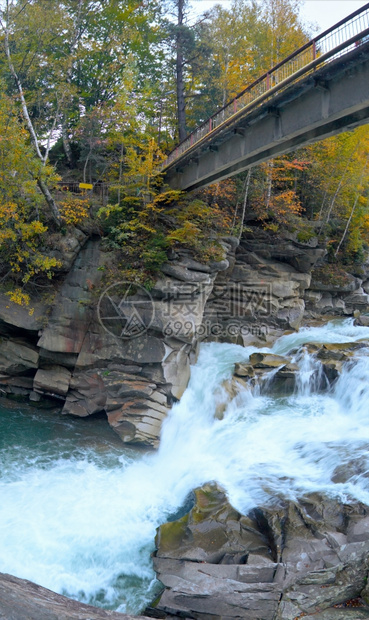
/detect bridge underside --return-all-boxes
[164,43,369,192]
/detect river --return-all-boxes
[1,318,369,613]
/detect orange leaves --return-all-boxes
[278,158,310,172]
[251,157,303,226]
[199,179,237,212]
[269,190,302,219]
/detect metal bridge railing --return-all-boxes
[161,2,369,172]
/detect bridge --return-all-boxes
[161,3,369,192]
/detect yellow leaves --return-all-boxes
[167,221,202,246]
[0,202,20,223]
[97,203,123,220]
[59,197,89,226]
[150,189,183,206]
[306,125,369,258]
[18,254,62,285]
[6,289,31,308]
[18,220,47,240]
[0,88,62,289]
[0,198,61,283]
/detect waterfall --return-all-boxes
[1,318,369,612]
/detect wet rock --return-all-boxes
[249,353,289,368]
[107,401,167,446]
[215,376,249,419]
[331,458,368,484]
[318,341,367,354]
[154,483,281,618]
[156,484,270,564]
[0,374,34,397]
[234,362,255,378]
[270,362,299,393]
[355,315,369,327]
[0,571,149,620]
[152,484,369,620]
[162,342,192,400]
[321,360,344,382]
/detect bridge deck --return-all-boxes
[161,3,369,191]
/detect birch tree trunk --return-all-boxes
[238,168,252,242]
[0,3,62,226]
[335,154,369,257]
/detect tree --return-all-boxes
[0,89,61,301]
[0,0,163,173]
[191,0,309,117]
[0,0,63,224]
[259,0,308,69]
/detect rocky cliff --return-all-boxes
[0,235,231,447]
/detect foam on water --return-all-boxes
[1,318,369,612]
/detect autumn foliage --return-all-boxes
[0,91,61,303]
[0,0,368,301]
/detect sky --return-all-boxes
[190,0,368,33]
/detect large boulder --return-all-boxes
[153,483,282,619]
[151,483,369,620]
[34,365,71,398]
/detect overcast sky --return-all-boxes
[190,1,368,33]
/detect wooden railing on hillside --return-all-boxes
[160,2,369,172]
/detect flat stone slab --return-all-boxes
[0,572,150,620]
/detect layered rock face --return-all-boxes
[0,224,367,447]
[152,483,369,620]
[0,238,230,447]
[306,262,369,317]
[204,227,324,346]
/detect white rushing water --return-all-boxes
[1,318,369,612]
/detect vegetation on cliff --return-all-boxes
[0,0,368,304]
